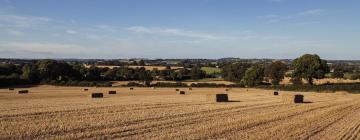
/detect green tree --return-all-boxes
[291,54,330,85]
[21,64,40,83]
[138,60,145,66]
[222,63,251,83]
[264,61,288,85]
[190,66,206,80]
[243,65,264,87]
[37,60,60,80]
[331,64,345,78]
[85,65,101,81]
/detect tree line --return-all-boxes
[0,60,207,87]
[1,54,359,87]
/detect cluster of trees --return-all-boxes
[330,63,360,80]
[222,54,331,87]
[0,60,207,87]
[2,54,360,87]
[221,61,287,87]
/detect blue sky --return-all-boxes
[0,0,359,59]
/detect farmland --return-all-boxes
[1,86,360,139]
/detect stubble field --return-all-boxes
[1,86,360,140]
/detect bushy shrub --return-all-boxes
[257,83,360,93]
[126,82,145,87]
[151,82,188,87]
[0,76,29,87]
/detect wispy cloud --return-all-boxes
[94,25,118,32]
[127,26,151,33]
[297,9,324,16]
[0,14,51,27]
[7,29,24,36]
[127,26,226,40]
[258,9,325,24]
[65,30,77,34]
[257,14,280,19]
[0,42,87,54]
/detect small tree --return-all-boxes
[331,64,345,78]
[190,66,206,80]
[291,54,329,85]
[138,60,145,66]
[264,61,288,85]
[243,65,264,87]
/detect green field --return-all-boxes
[201,67,221,74]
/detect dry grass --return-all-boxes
[1,86,360,139]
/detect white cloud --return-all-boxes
[66,30,77,34]
[259,9,325,24]
[127,26,151,33]
[94,25,117,32]
[258,14,280,19]
[297,9,324,16]
[0,42,87,54]
[127,26,225,40]
[7,29,24,36]
[0,14,51,27]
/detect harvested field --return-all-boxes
[1,86,360,139]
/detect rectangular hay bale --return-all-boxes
[108,91,116,94]
[178,91,186,95]
[91,93,103,98]
[18,90,29,94]
[207,94,229,102]
[282,94,303,104]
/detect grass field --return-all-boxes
[1,86,360,139]
[201,67,221,74]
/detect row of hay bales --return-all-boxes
[89,91,117,98]
[88,90,119,98]
[8,88,29,94]
[88,88,138,98]
[174,88,230,102]
[273,91,304,104]
[174,89,304,103]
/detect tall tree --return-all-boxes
[264,61,288,85]
[243,65,265,87]
[21,64,40,83]
[291,54,330,85]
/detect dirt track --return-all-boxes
[0,86,359,140]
